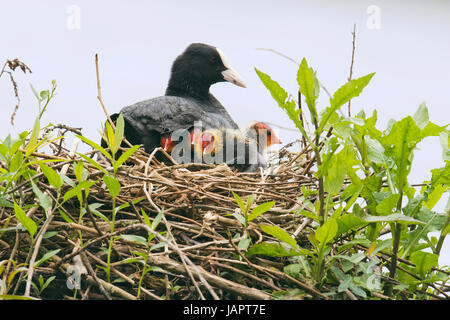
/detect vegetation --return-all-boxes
[0,54,448,300]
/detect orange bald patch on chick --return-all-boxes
[160,128,203,152]
[249,122,281,148]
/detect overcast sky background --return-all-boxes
[1,0,449,264]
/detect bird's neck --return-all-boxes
[165,73,212,101]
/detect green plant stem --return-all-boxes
[435,208,450,255]
[314,131,325,225]
[106,197,116,283]
[387,192,404,295]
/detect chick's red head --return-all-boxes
[250,122,281,148]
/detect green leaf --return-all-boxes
[315,218,338,244]
[30,83,41,102]
[0,196,13,208]
[260,224,298,250]
[382,116,422,191]
[62,181,95,203]
[58,208,74,223]
[40,90,49,101]
[364,136,386,165]
[119,234,147,245]
[10,150,23,172]
[330,73,375,110]
[255,68,289,108]
[410,251,439,277]
[231,211,246,226]
[76,153,108,174]
[376,193,401,215]
[338,276,352,292]
[238,238,251,251]
[34,249,61,268]
[141,209,151,228]
[255,68,310,144]
[30,180,52,214]
[232,192,246,213]
[364,213,424,225]
[248,201,275,222]
[336,214,368,237]
[247,242,306,257]
[14,202,37,238]
[324,146,350,195]
[152,209,164,230]
[114,145,140,173]
[103,175,121,199]
[413,102,429,130]
[425,184,446,210]
[74,160,84,182]
[320,73,375,131]
[439,131,450,161]
[76,134,112,162]
[39,162,62,190]
[297,58,319,118]
[26,118,40,157]
[112,113,125,155]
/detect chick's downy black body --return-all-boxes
[104,43,245,154]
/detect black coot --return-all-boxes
[104,43,246,154]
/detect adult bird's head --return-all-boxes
[166,43,246,99]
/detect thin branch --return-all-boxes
[347,24,356,117]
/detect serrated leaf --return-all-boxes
[297,58,319,117]
[255,68,289,107]
[320,73,375,131]
[330,73,375,111]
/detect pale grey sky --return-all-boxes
[1,0,449,264]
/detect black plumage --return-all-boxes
[104,43,245,154]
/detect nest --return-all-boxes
[2,126,448,300]
[1,125,330,300]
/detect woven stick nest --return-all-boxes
[1,123,332,300]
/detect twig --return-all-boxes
[347,24,356,117]
[95,53,133,148]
